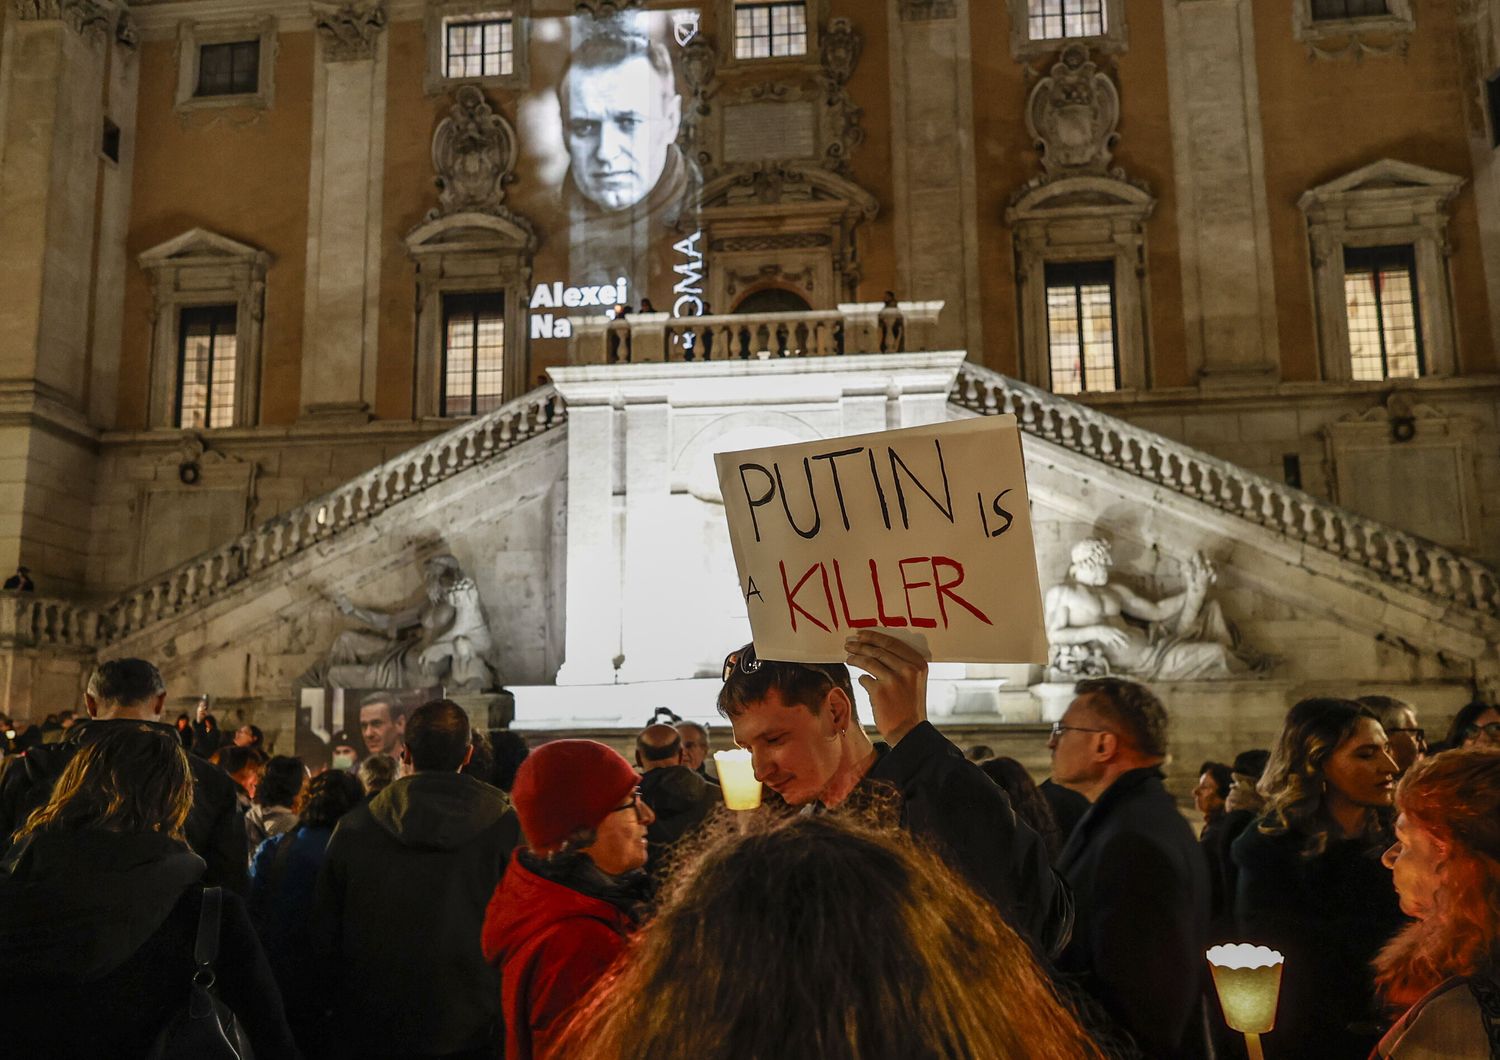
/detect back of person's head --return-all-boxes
[1260,697,1381,850]
[217,744,257,779]
[256,755,306,808]
[1357,695,1414,732]
[16,724,191,842]
[1232,748,1271,780]
[511,739,639,856]
[357,753,397,795]
[636,723,682,768]
[1376,750,1500,1007]
[404,699,472,772]
[717,643,856,719]
[966,744,995,763]
[553,815,1102,1060]
[297,769,365,828]
[1074,676,1168,758]
[461,727,496,784]
[489,730,529,792]
[84,658,165,716]
[978,756,1062,860]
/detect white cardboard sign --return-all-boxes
[713,415,1049,664]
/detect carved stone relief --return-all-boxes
[1292,0,1414,61]
[13,0,114,39]
[1025,44,1122,182]
[426,86,522,222]
[313,0,387,62]
[724,263,817,297]
[1044,538,1271,682]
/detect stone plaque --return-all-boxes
[723,101,817,163]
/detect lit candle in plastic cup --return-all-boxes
[713,749,762,811]
[1206,943,1284,1060]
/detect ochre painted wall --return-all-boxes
[835,0,897,303]
[1253,1,1495,378]
[119,32,314,429]
[969,0,1188,385]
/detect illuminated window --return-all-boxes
[1044,262,1119,395]
[1310,0,1388,18]
[442,292,506,417]
[444,16,513,78]
[1343,245,1423,381]
[734,2,807,60]
[1028,0,1106,41]
[195,40,260,97]
[176,305,239,429]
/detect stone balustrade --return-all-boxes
[97,386,565,646]
[567,300,946,364]
[0,593,104,650]
[954,363,1500,617]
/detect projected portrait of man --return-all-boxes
[359,692,408,758]
[558,28,695,224]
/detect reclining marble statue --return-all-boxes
[1044,538,1268,681]
[301,554,499,693]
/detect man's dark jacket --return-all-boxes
[0,718,247,892]
[312,770,522,1059]
[858,721,1073,960]
[639,764,716,874]
[1056,767,1210,1059]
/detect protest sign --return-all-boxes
[713,416,1048,664]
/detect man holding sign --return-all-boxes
[718,631,1073,959]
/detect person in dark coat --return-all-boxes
[1232,698,1406,1059]
[1040,776,1090,849]
[0,658,247,892]
[1049,676,1211,1060]
[483,739,654,1060]
[312,698,521,1060]
[635,722,718,875]
[250,767,364,1055]
[1203,748,1269,936]
[0,723,298,1059]
[718,631,1073,960]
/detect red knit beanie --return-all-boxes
[511,739,640,851]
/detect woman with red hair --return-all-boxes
[1375,749,1500,1057]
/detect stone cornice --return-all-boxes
[14,0,119,39]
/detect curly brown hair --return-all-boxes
[1375,750,1500,1009]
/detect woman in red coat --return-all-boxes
[482,739,655,1060]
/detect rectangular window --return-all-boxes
[177,305,238,429]
[195,40,260,97]
[442,292,506,417]
[1044,261,1120,395]
[444,17,513,79]
[1028,0,1107,41]
[1310,0,1389,20]
[734,2,808,60]
[1344,245,1424,381]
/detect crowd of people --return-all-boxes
[0,640,1497,1059]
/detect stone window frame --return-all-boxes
[174,16,278,114]
[718,0,824,73]
[1008,0,1128,62]
[1292,0,1414,54]
[1006,175,1155,393]
[1298,159,1463,383]
[405,214,535,419]
[138,229,271,431]
[425,0,529,96]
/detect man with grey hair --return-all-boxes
[1047,676,1210,1058]
[0,657,247,891]
[1356,694,1425,775]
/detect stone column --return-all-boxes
[552,399,623,686]
[886,0,984,352]
[1162,0,1282,387]
[299,0,387,423]
[0,0,125,588]
[1457,0,1500,362]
